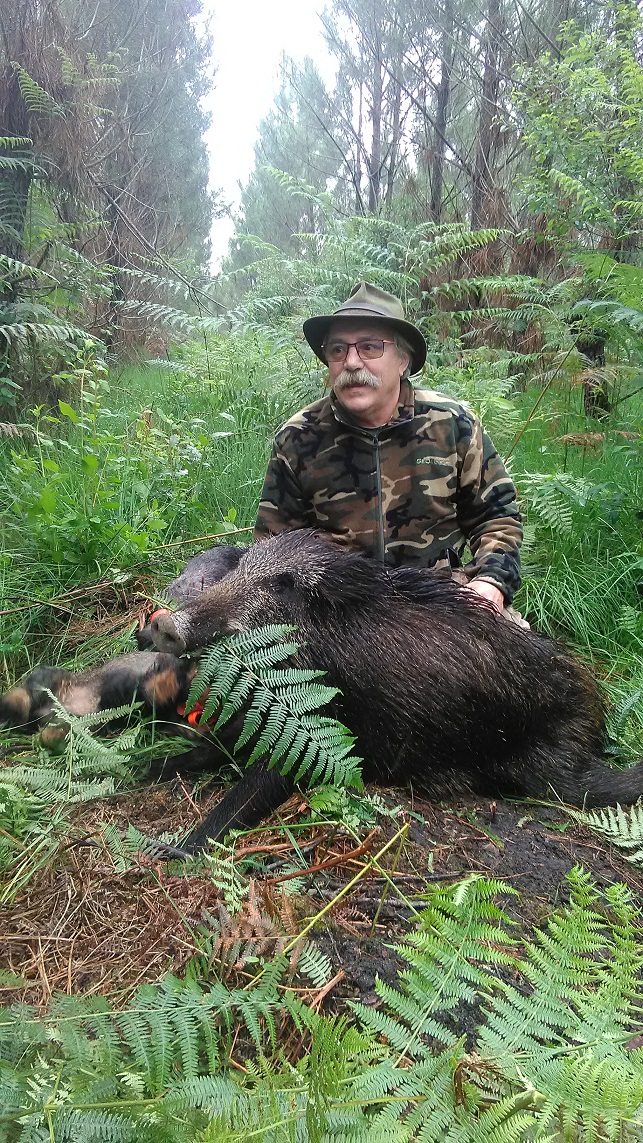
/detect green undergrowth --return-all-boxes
[1,867,643,1140]
[2,627,643,1138]
[0,339,325,678]
[0,712,194,898]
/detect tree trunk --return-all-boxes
[355,77,363,209]
[430,0,454,222]
[0,63,32,269]
[471,0,502,229]
[368,28,383,213]
[577,329,611,418]
[385,64,401,212]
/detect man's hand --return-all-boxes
[467,578,505,611]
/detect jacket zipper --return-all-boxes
[372,432,386,564]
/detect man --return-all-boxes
[255,282,522,613]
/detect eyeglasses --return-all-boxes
[322,338,395,362]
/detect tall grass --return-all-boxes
[0,336,324,679]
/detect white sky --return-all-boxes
[199,0,332,267]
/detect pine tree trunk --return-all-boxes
[368,30,383,213]
[471,0,502,229]
[385,69,402,212]
[430,0,454,222]
[355,77,363,209]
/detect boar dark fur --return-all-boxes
[150,529,643,852]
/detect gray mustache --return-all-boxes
[334,367,379,391]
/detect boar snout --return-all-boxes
[151,612,187,655]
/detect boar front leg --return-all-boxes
[181,761,294,852]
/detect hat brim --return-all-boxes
[303,313,427,376]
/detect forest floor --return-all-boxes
[2,777,640,1015]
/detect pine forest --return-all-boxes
[2,0,643,1136]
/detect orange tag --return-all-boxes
[177,689,212,727]
[149,607,171,624]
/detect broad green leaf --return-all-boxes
[82,453,99,474]
[58,400,79,423]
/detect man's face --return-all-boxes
[325,319,409,428]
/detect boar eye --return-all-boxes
[271,571,296,594]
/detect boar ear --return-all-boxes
[270,570,298,594]
[270,567,333,601]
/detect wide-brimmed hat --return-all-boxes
[303,282,427,376]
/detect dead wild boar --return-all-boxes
[149,528,643,853]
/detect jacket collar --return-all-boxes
[329,379,415,431]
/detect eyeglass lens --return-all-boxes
[324,339,386,361]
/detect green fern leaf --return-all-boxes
[12,64,66,117]
[298,942,334,988]
[565,801,643,864]
[186,625,362,791]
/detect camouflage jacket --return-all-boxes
[255,381,523,601]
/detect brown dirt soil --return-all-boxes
[2,779,642,1014]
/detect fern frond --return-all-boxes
[105,264,193,299]
[0,766,116,801]
[187,625,363,790]
[565,801,643,864]
[521,471,605,534]
[298,942,333,988]
[47,695,141,778]
[0,254,58,285]
[0,135,33,148]
[0,697,141,824]
[531,1051,643,1141]
[12,63,66,117]
[52,1108,136,1141]
[480,866,643,1067]
[100,822,170,871]
[0,153,43,177]
[0,318,92,346]
[201,842,250,913]
[2,872,643,1137]
[116,299,194,333]
[550,168,612,225]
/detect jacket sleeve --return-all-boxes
[456,413,523,603]
[254,440,311,541]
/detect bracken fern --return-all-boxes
[565,801,643,865]
[186,623,363,788]
[2,870,643,1139]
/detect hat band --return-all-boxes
[333,304,401,320]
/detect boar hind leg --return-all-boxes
[495,739,643,809]
[560,756,643,809]
[180,761,294,853]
